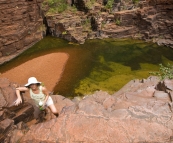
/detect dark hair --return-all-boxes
[28,83,41,88]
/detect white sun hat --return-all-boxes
[25,77,41,87]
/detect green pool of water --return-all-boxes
[1,36,173,97]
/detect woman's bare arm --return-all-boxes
[42,86,50,106]
[15,87,28,106]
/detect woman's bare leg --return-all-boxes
[48,104,59,117]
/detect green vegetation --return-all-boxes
[37,24,46,33]
[101,21,106,29]
[42,0,78,15]
[42,0,67,14]
[86,0,96,9]
[115,19,121,25]
[28,30,31,35]
[105,0,114,10]
[82,19,91,31]
[132,0,139,4]
[5,52,10,56]
[149,63,173,80]
[69,5,78,13]
[62,31,67,35]
[41,82,45,87]
[82,19,90,25]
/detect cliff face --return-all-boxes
[137,0,173,46]
[0,0,173,63]
[0,0,44,64]
[45,0,173,47]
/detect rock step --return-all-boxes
[12,103,34,124]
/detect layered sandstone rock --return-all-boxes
[44,0,173,47]
[0,0,172,64]
[0,77,74,142]
[0,78,34,142]
[0,0,44,64]
[4,76,171,143]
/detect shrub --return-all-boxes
[149,63,173,80]
[42,0,67,14]
[105,0,114,10]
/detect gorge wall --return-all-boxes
[0,0,43,64]
[45,0,173,46]
[0,0,173,63]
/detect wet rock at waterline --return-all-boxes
[1,77,173,142]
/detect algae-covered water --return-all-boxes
[1,36,173,97]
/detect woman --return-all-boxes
[14,77,59,117]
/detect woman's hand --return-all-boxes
[42,101,46,107]
[42,86,49,107]
[14,98,22,106]
[15,86,28,106]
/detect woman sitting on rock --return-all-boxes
[14,77,59,117]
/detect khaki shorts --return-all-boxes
[45,96,54,106]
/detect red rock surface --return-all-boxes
[45,0,173,47]
[17,76,173,143]
[1,76,173,142]
[0,0,43,64]
[0,78,34,142]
